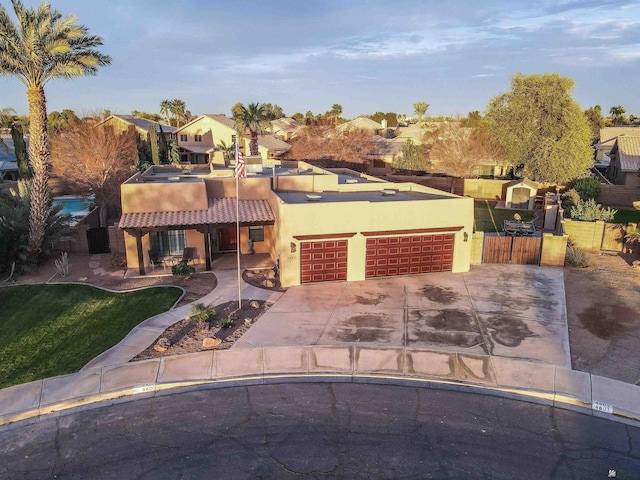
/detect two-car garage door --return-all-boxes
[301,232,455,283]
[365,233,454,278]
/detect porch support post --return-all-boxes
[204,226,212,271]
[135,229,145,276]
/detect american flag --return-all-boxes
[234,142,246,178]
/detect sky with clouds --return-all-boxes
[2,0,640,119]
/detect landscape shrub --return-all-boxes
[569,199,617,222]
[572,177,602,201]
[216,317,234,329]
[171,260,195,278]
[565,243,593,268]
[561,189,581,210]
[189,303,215,328]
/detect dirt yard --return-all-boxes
[565,251,640,385]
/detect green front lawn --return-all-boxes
[474,200,534,233]
[0,284,182,389]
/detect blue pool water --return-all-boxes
[52,197,93,216]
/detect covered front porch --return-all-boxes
[119,197,275,276]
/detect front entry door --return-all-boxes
[218,227,237,251]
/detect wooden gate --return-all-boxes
[601,223,624,251]
[482,235,541,265]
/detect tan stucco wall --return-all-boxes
[121,179,209,213]
[540,234,568,266]
[470,232,485,265]
[563,219,605,251]
[274,195,474,287]
[204,177,274,199]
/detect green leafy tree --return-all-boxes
[234,102,270,156]
[292,112,304,123]
[329,104,343,125]
[0,0,110,261]
[10,123,30,178]
[584,105,604,144]
[413,102,429,121]
[368,111,398,128]
[231,102,244,120]
[148,124,159,165]
[485,73,592,184]
[609,105,626,126]
[393,139,428,171]
[167,141,179,164]
[572,177,601,201]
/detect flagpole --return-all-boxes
[235,141,242,310]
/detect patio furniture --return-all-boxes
[182,247,197,265]
[503,220,536,236]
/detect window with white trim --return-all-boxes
[194,134,203,142]
[179,134,187,142]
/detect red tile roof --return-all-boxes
[119,198,274,229]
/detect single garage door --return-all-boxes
[301,239,348,283]
[365,233,454,278]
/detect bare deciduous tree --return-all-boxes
[285,126,375,165]
[429,124,507,181]
[51,121,136,226]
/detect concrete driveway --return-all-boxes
[235,265,570,367]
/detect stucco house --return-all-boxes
[365,136,404,175]
[118,161,474,287]
[336,117,392,137]
[97,115,178,141]
[176,114,291,164]
[269,117,304,141]
[606,136,640,188]
[595,127,640,166]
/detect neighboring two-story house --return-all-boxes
[97,114,178,142]
[176,114,291,164]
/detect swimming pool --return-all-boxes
[52,196,94,217]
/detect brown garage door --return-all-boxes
[365,233,454,278]
[301,239,348,283]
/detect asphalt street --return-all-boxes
[1,383,639,479]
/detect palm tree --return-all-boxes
[609,105,626,126]
[413,101,429,122]
[159,99,172,124]
[216,139,235,167]
[234,102,270,156]
[330,104,343,125]
[170,99,186,127]
[0,0,110,260]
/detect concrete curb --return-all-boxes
[1,345,638,429]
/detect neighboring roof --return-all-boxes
[203,114,236,130]
[597,127,640,148]
[0,160,18,172]
[257,133,290,151]
[368,137,403,157]
[506,178,538,190]
[337,117,384,132]
[98,115,178,133]
[276,189,452,205]
[614,136,640,171]
[119,198,274,229]
[393,125,425,144]
[271,118,304,133]
[0,135,29,162]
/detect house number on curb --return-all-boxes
[132,384,155,394]
[592,401,613,414]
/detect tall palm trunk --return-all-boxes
[26,86,51,260]
[250,130,259,156]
